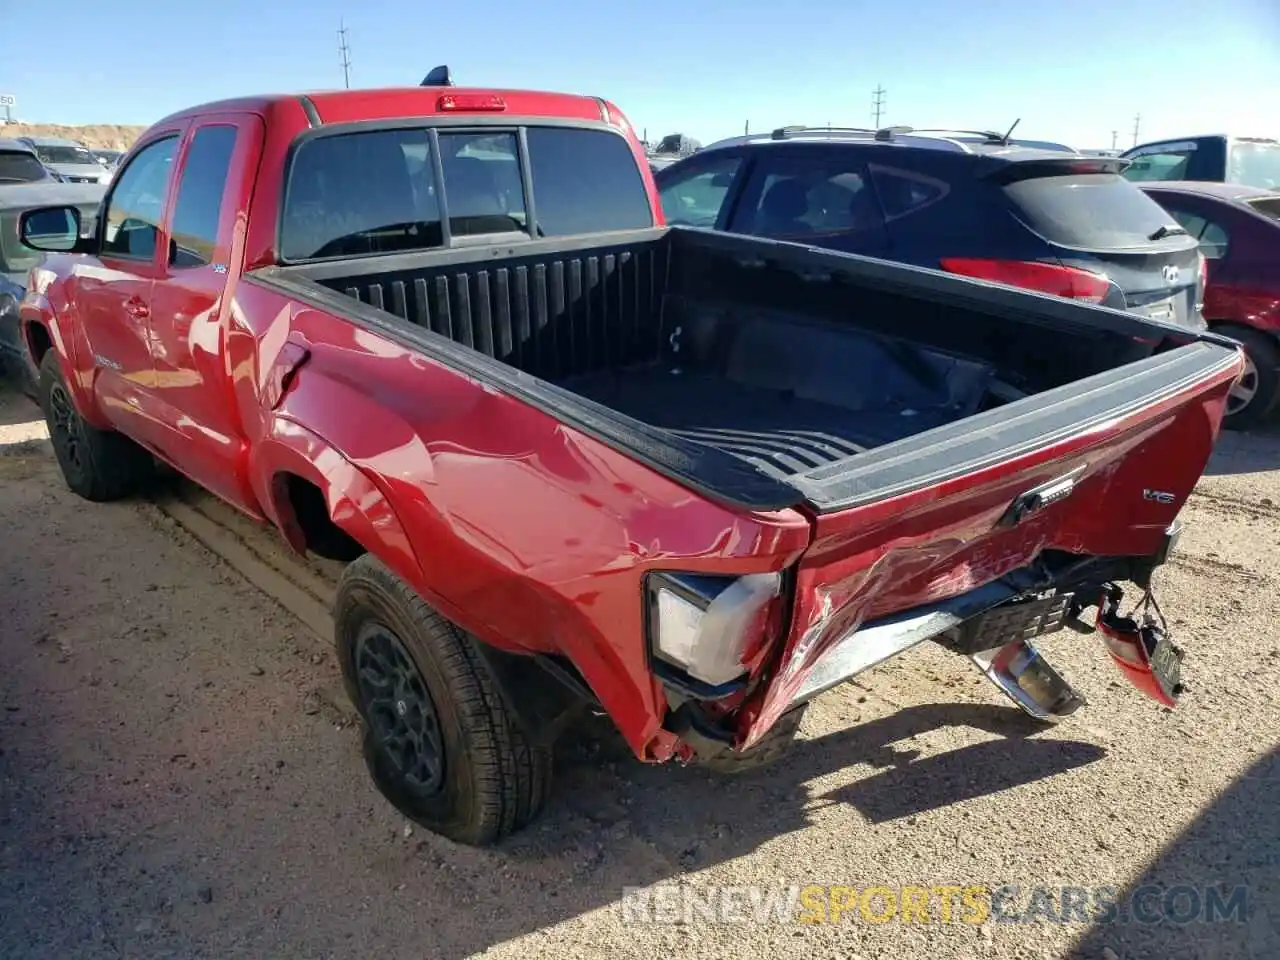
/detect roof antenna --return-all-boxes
[1001,118,1021,145]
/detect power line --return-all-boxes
[871,85,887,128]
[338,20,352,89]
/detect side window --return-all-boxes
[729,156,883,240]
[657,156,742,228]
[1122,150,1192,182]
[1164,208,1230,259]
[169,125,238,268]
[438,132,527,237]
[1199,220,1230,259]
[1169,210,1208,237]
[102,136,179,260]
[869,165,949,221]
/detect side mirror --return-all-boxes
[19,205,82,253]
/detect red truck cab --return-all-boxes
[17,78,1242,845]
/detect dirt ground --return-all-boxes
[1,380,1277,960]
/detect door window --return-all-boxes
[102,136,179,260]
[729,156,883,240]
[170,125,238,268]
[657,156,742,228]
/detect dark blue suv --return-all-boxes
[654,126,1207,330]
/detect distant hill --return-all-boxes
[3,123,148,151]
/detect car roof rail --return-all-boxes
[770,124,877,140]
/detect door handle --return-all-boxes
[123,297,150,320]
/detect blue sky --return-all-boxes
[5,0,1278,149]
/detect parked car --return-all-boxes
[1141,181,1280,427]
[90,148,123,169]
[17,82,1241,845]
[1121,135,1280,190]
[0,177,105,394]
[18,136,113,184]
[654,126,1208,330]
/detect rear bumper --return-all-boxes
[786,523,1184,711]
[661,524,1186,760]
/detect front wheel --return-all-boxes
[334,555,552,846]
[1217,325,1280,431]
[39,352,154,501]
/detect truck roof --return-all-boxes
[153,87,617,129]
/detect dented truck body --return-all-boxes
[16,82,1243,841]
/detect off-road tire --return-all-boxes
[334,554,553,846]
[39,352,154,501]
[1216,325,1280,431]
[696,704,807,775]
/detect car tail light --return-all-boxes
[940,257,1112,303]
[437,94,506,112]
[646,572,782,686]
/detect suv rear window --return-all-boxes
[0,149,48,184]
[1003,174,1181,250]
[281,125,651,261]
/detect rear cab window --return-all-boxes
[280,124,652,262]
[1003,173,1185,251]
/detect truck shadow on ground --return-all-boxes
[1204,421,1280,476]
[1065,745,1279,959]
[432,703,1106,956]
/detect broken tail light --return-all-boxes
[646,572,782,687]
[1095,584,1184,707]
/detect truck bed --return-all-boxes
[255,227,1237,512]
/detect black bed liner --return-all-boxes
[250,227,1241,514]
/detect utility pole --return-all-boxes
[338,20,352,89]
[1111,130,1118,150]
[744,119,749,135]
[871,85,886,128]
[1132,113,1141,147]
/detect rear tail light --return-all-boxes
[646,572,782,686]
[940,257,1112,304]
[437,94,506,112]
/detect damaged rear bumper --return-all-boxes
[661,522,1186,759]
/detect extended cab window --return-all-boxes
[170,125,238,268]
[525,127,651,236]
[102,136,179,260]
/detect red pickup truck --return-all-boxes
[17,79,1243,845]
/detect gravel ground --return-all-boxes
[1,381,1277,960]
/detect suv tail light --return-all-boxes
[940,258,1112,304]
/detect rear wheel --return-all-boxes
[39,352,154,501]
[334,555,552,845]
[1216,325,1280,431]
